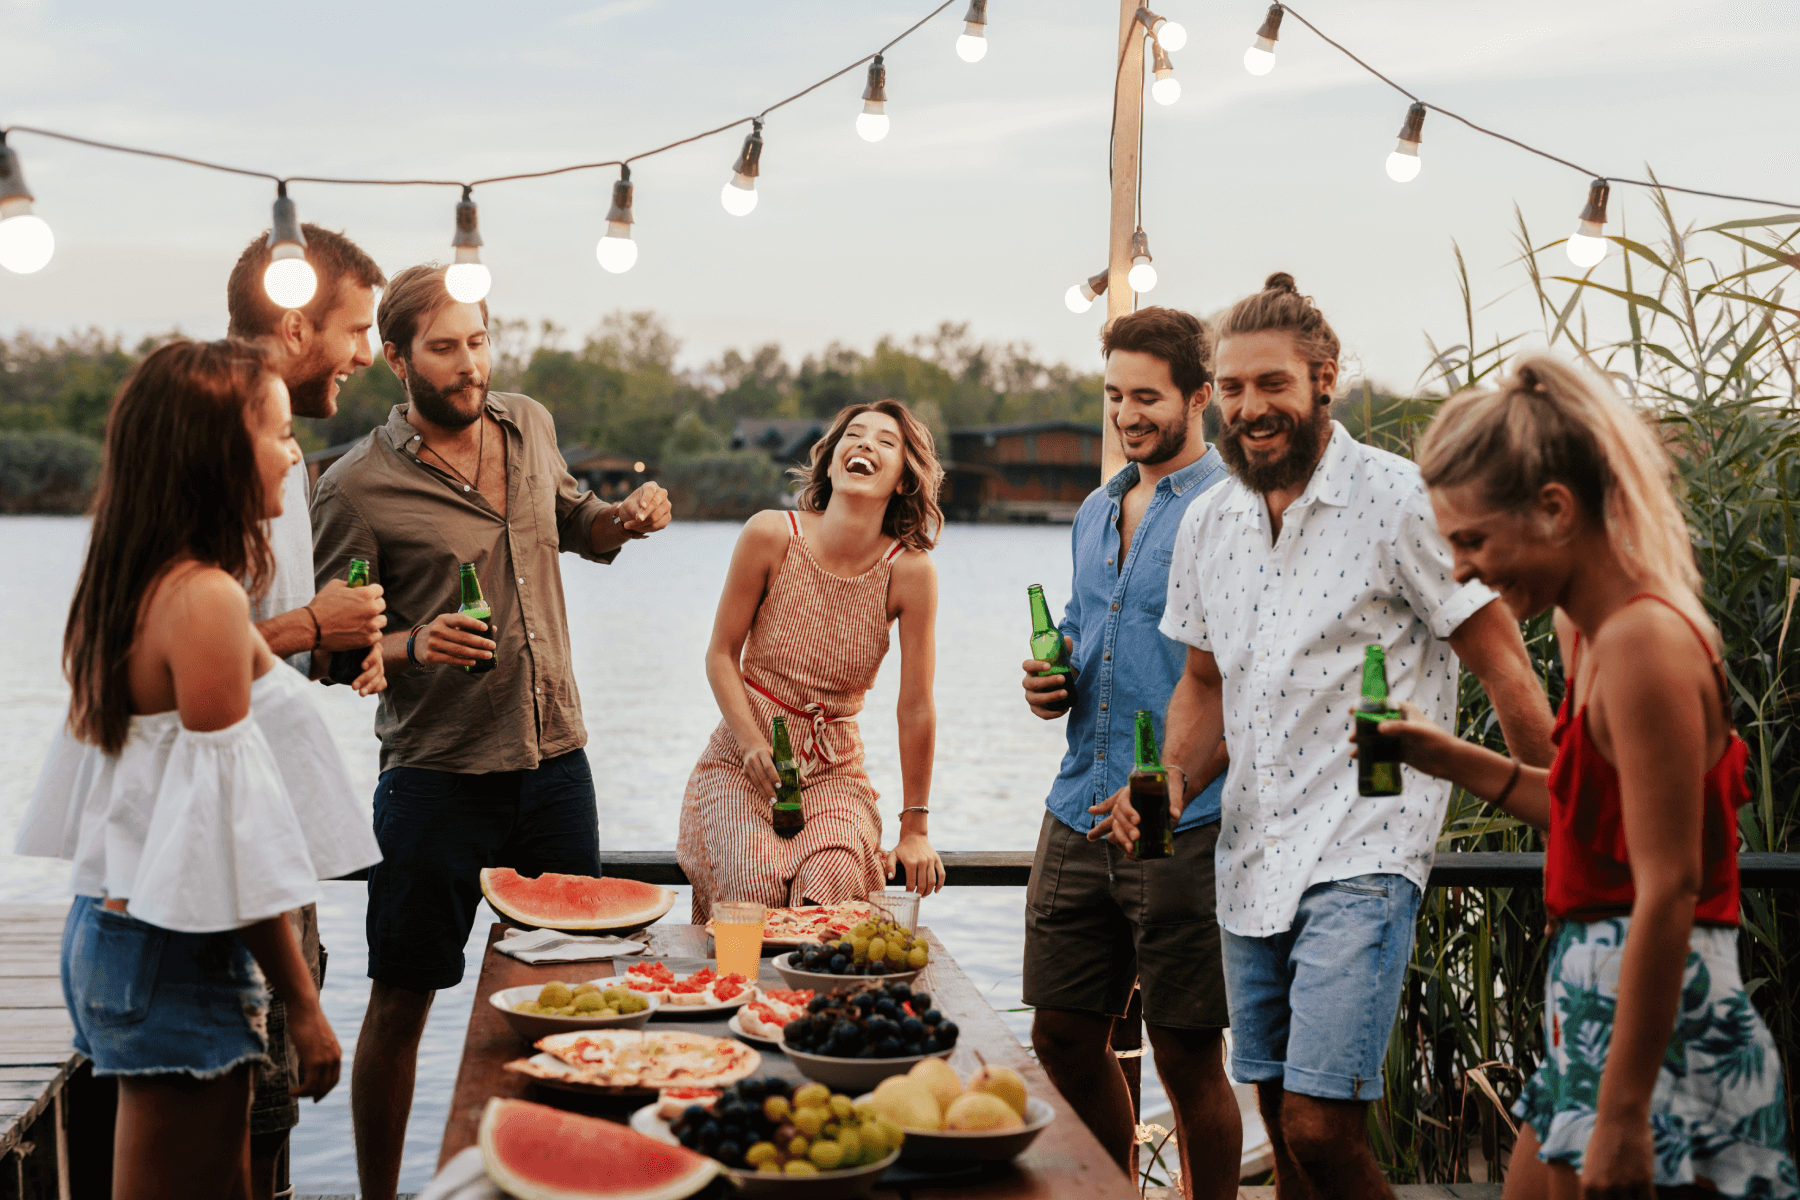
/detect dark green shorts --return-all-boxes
[1022,811,1228,1030]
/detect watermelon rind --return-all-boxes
[480,868,676,934]
[479,1097,719,1200]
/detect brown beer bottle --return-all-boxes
[771,715,804,839]
[1129,710,1173,860]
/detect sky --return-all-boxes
[2,0,1796,392]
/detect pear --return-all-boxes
[943,1092,1024,1131]
[870,1077,942,1131]
[909,1057,964,1115]
[967,1059,1029,1118]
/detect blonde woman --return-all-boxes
[1383,356,1794,1200]
[677,400,946,922]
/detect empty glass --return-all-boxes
[870,888,920,933]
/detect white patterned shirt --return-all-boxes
[1160,422,1496,937]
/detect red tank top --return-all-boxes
[1544,594,1748,926]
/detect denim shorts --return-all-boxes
[1221,873,1421,1101]
[368,748,601,992]
[61,895,271,1079]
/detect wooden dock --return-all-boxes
[0,903,91,1200]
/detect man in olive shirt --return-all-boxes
[310,264,671,1200]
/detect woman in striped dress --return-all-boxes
[678,400,946,923]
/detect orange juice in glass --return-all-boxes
[713,901,765,979]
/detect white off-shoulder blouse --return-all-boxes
[14,665,382,934]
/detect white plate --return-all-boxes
[648,985,757,1018]
[488,981,660,1041]
[726,1010,783,1046]
[629,1103,900,1197]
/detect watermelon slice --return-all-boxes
[479,1097,718,1200]
[480,868,675,934]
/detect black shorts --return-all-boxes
[1022,811,1228,1030]
[367,749,601,992]
[249,904,323,1137]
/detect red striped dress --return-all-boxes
[677,511,906,924]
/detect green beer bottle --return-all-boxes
[1355,644,1403,796]
[770,715,804,839]
[326,557,371,686]
[1129,710,1173,860]
[458,562,496,675]
[1028,584,1071,677]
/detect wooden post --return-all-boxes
[1102,0,1146,484]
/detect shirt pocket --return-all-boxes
[1136,548,1175,618]
[526,474,563,548]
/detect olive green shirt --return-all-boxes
[309,392,619,774]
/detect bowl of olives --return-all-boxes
[488,979,658,1041]
[780,982,960,1091]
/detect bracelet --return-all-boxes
[1167,765,1189,800]
[900,806,930,815]
[1492,760,1523,808]
[406,623,430,667]
[303,604,322,653]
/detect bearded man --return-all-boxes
[1104,275,1556,1200]
[1018,306,1242,1200]
[308,264,672,1200]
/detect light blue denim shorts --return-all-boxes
[1221,873,1421,1101]
[61,895,271,1079]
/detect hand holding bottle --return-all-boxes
[416,612,495,667]
[741,742,782,795]
[310,577,387,651]
[1021,636,1076,719]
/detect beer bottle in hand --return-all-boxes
[326,558,371,686]
[770,715,804,839]
[458,562,497,675]
[1028,582,1072,711]
[1129,710,1173,860]
[1355,644,1403,796]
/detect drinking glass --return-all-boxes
[870,888,920,934]
[712,901,765,979]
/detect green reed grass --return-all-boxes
[1348,193,1800,1183]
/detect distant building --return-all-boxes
[943,420,1103,522]
[731,417,826,466]
[562,445,650,500]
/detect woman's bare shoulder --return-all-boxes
[146,562,249,628]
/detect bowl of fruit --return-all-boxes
[488,979,658,1041]
[773,913,931,992]
[863,1055,1056,1162]
[780,982,960,1092]
[631,1077,903,1197]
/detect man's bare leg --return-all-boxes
[1258,1082,1319,1200]
[1146,1024,1241,1200]
[351,981,434,1200]
[1275,1089,1393,1200]
[1032,1008,1137,1175]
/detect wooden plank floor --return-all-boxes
[0,903,79,1161]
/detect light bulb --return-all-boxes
[721,177,758,216]
[956,0,989,61]
[1245,4,1282,75]
[1064,269,1108,314]
[596,233,637,274]
[0,142,53,275]
[1384,151,1421,183]
[1566,178,1611,269]
[1151,42,1179,105]
[856,111,890,142]
[1156,20,1187,51]
[445,262,491,303]
[1384,103,1425,183]
[0,211,54,275]
[858,57,890,142]
[264,256,318,308]
[1129,259,1158,293]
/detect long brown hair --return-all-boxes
[65,339,278,753]
[1416,354,1698,594]
[791,399,944,552]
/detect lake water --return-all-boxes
[0,514,1195,1192]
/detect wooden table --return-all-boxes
[441,923,1138,1199]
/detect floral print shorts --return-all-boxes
[1515,917,1796,1199]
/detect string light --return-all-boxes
[1127,228,1157,293]
[1244,4,1283,75]
[0,135,54,275]
[1385,103,1425,183]
[857,55,890,142]
[595,166,637,274]
[1064,269,1109,314]
[261,182,318,308]
[1137,6,1187,52]
[955,0,989,62]
[1150,41,1180,106]
[721,121,763,216]
[446,187,492,303]
[1566,179,1611,268]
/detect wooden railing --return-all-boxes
[600,849,1800,889]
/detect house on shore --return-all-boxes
[942,420,1103,522]
[730,418,826,467]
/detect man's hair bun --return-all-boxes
[1263,272,1299,294]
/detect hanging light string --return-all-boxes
[0,0,961,197]
[1269,2,1798,210]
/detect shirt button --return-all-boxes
[1106,558,1113,565]
[1098,752,1106,759]
[517,576,524,584]
[1100,703,1108,711]
[528,632,535,639]
[1104,653,1111,661]
[1111,603,1119,611]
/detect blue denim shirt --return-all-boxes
[1044,450,1230,834]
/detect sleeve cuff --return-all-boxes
[1159,613,1209,651]
[1431,579,1500,640]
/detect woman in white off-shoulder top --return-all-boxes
[13,340,381,1198]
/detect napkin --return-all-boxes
[414,1146,499,1200]
[495,926,647,964]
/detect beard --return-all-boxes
[1218,400,1332,493]
[405,365,488,430]
[285,349,339,419]
[1117,407,1191,467]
